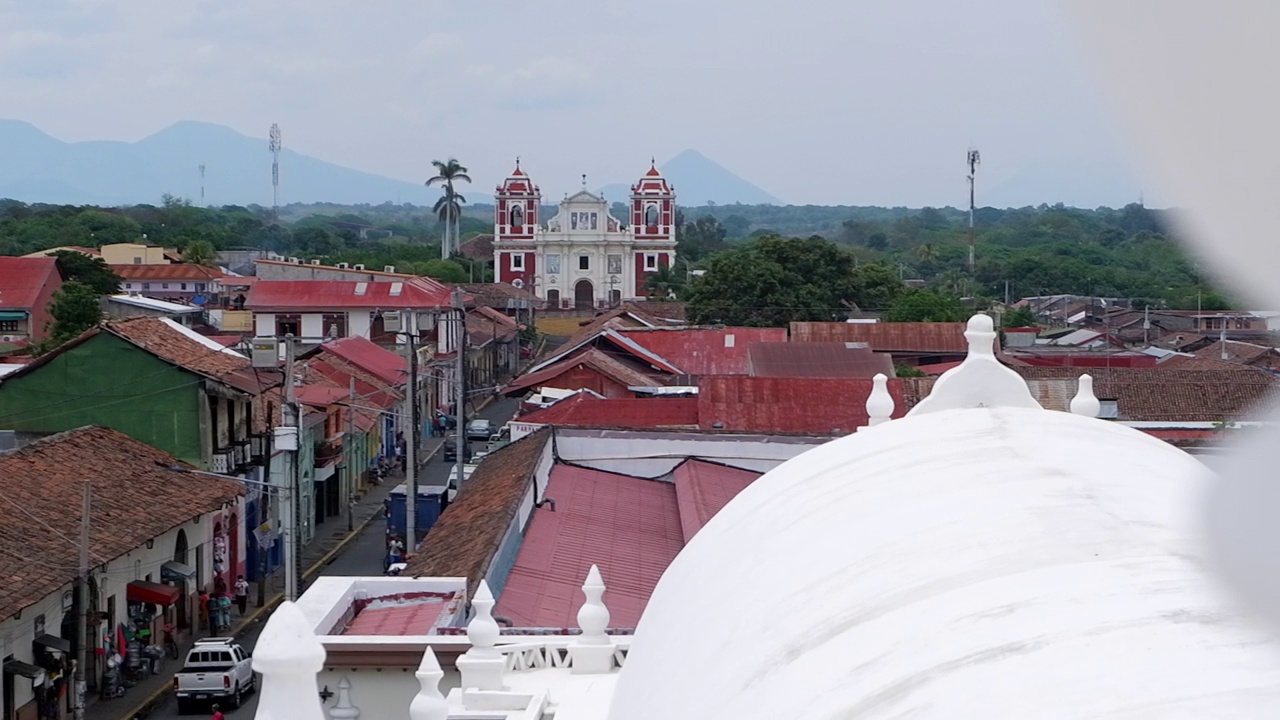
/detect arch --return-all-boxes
[173,529,191,629]
[174,529,189,564]
[510,204,524,229]
[546,288,561,309]
[574,279,595,310]
[644,204,660,228]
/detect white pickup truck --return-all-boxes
[172,637,257,714]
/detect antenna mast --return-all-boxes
[198,163,206,202]
[966,148,980,274]
[269,124,282,226]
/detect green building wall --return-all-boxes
[0,333,205,465]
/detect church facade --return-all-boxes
[492,161,677,309]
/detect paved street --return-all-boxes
[129,397,519,718]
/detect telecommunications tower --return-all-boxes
[198,163,206,202]
[966,148,980,273]
[269,124,282,226]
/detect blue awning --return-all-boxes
[0,311,27,321]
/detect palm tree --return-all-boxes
[914,243,938,264]
[426,159,472,258]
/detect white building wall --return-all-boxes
[255,313,276,337]
[0,588,72,716]
[300,314,325,339]
[349,311,372,338]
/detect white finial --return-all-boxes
[582,173,587,189]
[408,648,448,720]
[467,580,500,655]
[865,373,895,427]
[907,313,1042,416]
[457,580,506,690]
[570,565,616,674]
[253,601,327,720]
[577,565,610,643]
[1070,374,1101,418]
[329,676,360,720]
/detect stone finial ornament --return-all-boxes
[328,676,359,720]
[1070,374,1102,418]
[907,314,1042,416]
[865,373,895,427]
[571,565,616,674]
[467,580,501,655]
[252,601,327,720]
[457,580,506,690]
[408,647,448,720]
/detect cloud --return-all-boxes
[409,32,464,60]
[465,56,596,110]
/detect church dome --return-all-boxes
[607,317,1280,718]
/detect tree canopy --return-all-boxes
[38,281,102,354]
[51,251,124,295]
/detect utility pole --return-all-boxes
[258,400,273,609]
[967,148,981,274]
[454,287,468,494]
[282,337,300,602]
[74,481,90,720]
[347,375,356,532]
[404,311,418,552]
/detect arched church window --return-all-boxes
[510,205,524,228]
[645,204,659,228]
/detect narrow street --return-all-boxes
[130,397,520,718]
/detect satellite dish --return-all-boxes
[512,279,525,289]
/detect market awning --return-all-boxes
[3,659,44,681]
[161,561,196,581]
[126,580,180,606]
[0,311,26,321]
[33,635,71,653]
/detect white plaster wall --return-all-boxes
[349,311,372,339]
[301,314,325,339]
[314,667,463,719]
[552,431,830,479]
[255,313,275,337]
[0,589,71,714]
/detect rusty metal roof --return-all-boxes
[746,342,894,378]
[789,322,968,353]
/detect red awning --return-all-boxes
[126,581,180,606]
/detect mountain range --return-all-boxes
[0,120,783,208]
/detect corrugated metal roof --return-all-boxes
[518,394,699,429]
[506,348,662,395]
[617,327,787,376]
[789,322,969,353]
[495,464,684,628]
[111,264,225,281]
[672,459,760,543]
[0,257,60,309]
[319,336,408,387]
[1012,366,1280,421]
[697,376,909,434]
[746,342,894,378]
[246,279,452,310]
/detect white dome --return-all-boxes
[607,406,1280,718]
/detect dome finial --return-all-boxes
[1071,374,1102,417]
[409,647,448,720]
[571,564,616,674]
[907,313,1041,416]
[457,580,506,690]
[252,601,327,720]
[865,373,894,427]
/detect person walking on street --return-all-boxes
[234,575,249,616]
[211,703,224,720]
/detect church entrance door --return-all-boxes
[574,279,595,310]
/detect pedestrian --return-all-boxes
[234,575,249,616]
[198,591,209,634]
[211,702,224,720]
[206,594,218,636]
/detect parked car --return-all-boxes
[466,418,494,441]
[173,637,256,714]
[442,436,471,463]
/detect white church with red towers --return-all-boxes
[492,160,677,309]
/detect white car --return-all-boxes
[173,637,257,714]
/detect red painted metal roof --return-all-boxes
[320,336,407,386]
[746,341,894,378]
[295,385,349,407]
[916,360,963,375]
[789,322,969,353]
[110,264,225,281]
[697,376,909,434]
[343,593,460,636]
[246,279,452,311]
[505,348,660,395]
[518,394,699,429]
[616,327,787,376]
[672,460,761,543]
[495,465,684,628]
[0,257,60,309]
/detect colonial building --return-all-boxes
[492,161,677,309]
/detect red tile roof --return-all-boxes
[518,394,699,429]
[672,459,760,543]
[616,327,787,375]
[246,279,453,311]
[697,376,909,434]
[295,385,350,407]
[505,348,662,395]
[319,336,408,386]
[495,465,684,628]
[1010,366,1280,421]
[407,429,553,598]
[0,257,62,310]
[110,264,226,281]
[746,341,895,378]
[0,426,245,618]
[789,321,969,353]
[103,317,268,393]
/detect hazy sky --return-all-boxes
[0,0,1150,207]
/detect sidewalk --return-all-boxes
[87,437,448,720]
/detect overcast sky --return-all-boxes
[0,0,1150,207]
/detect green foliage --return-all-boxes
[678,215,728,262]
[895,363,926,378]
[413,259,469,283]
[51,251,123,295]
[885,289,969,322]
[38,281,102,354]
[181,239,216,266]
[1001,305,1039,328]
[685,235,902,327]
